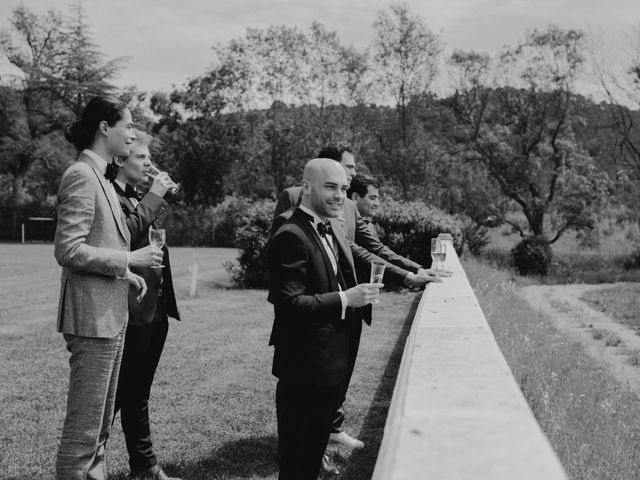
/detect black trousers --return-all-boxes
[330,319,363,433]
[276,380,342,480]
[114,303,169,472]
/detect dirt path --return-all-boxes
[519,283,640,393]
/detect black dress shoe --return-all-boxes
[130,465,182,480]
[321,455,340,476]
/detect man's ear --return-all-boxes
[98,120,109,137]
[350,192,361,202]
[301,180,310,196]
[113,156,126,168]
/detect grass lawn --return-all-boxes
[581,284,640,332]
[0,244,420,480]
[464,256,640,480]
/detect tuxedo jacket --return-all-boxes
[273,186,421,284]
[268,207,366,387]
[112,183,180,326]
[54,153,131,338]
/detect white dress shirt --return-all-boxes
[114,179,139,207]
[82,149,121,208]
[299,205,347,319]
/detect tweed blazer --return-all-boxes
[54,153,131,338]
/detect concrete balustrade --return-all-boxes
[370,245,568,480]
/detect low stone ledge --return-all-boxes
[371,248,567,480]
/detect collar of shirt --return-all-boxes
[299,204,329,232]
[82,149,122,211]
[298,204,345,304]
[114,179,129,193]
[299,203,337,265]
[82,149,111,175]
[114,179,140,206]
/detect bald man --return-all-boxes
[267,159,381,480]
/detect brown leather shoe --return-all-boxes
[130,465,182,480]
[321,454,340,476]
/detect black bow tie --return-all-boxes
[111,180,140,200]
[317,220,332,238]
[124,184,139,199]
[105,162,118,182]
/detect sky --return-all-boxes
[0,0,638,97]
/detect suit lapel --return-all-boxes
[80,155,130,244]
[342,198,357,241]
[330,218,357,286]
[292,208,340,292]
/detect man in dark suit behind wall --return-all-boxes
[268,158,381,480]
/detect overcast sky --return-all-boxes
[0,0,638,95]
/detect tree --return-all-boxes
[152,114,244,205]
[364,4,442,198]
[372,3,441,147]
[0,3,125,231]
[0,6,67,213]
[447,26,610,246]
[589,25,640,223]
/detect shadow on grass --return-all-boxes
[337,293,422,480]
[105,435,279,480]
[177,434,279,479]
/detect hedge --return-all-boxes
[226,197,464,288]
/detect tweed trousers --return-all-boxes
[56,324,125,480]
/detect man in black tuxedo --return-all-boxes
[110,134,182,480]
[272,143,438,464]
[268,158,381,480]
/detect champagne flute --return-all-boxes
[431,238,441,273]
[437,240,447,272]
[147,164,181,194]
[148,226,166,269]
[370,261,386,304]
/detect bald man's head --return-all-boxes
[301,158,348,219]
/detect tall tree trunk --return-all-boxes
[526,206,545,237]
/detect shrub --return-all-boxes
[461,218,489,256]
[511,235,553,276]
[226,198,464,287]
[161,202,214,246]
[224,199,275,288]
[623,246,640,270]
[209,194,253,247]
[374,198,464,267]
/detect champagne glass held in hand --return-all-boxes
[147,164,181,194]
[369,261,386,304]
[148,226,166,269]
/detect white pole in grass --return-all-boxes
[189,263,199,298]
[21,223,25,244]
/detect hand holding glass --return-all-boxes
[147,164,181,194]
[370,261,386,304]
[148,227,166,268]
